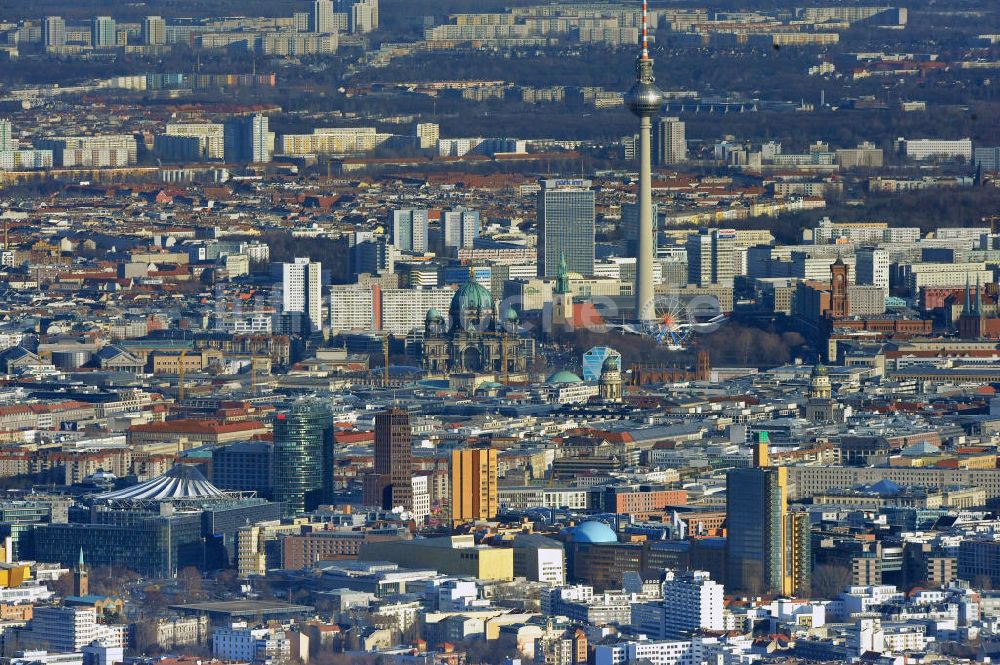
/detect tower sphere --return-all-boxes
[626,80,663,118]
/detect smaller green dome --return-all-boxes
[426,307,444,321]
[602,355,620,372]
[547,370,583,384]
[504,306,519,321]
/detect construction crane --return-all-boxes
[177,349,188,402]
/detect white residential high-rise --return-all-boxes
[416,123,439,150]
[0,119,14,152]
[391,209,429,253]
[142,16,167,45]
[654,116,687,165]
[43,16,67,49]
[662,570,724,637]
[22,606,126,652]
[443,208,480,249]
[855,247,890,296]
[91,16,117,48]
[279,258,323,335]
[310,0,336,33]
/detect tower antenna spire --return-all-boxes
[641,0,649,60]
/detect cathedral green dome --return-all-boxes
[449,279,494,323]
[547,370,583,384]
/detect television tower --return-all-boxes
[626,0,663,324]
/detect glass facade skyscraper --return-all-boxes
[537,179,595,278]
[272,402,334,515]
[725,442,810,597]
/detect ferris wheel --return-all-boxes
[643,294,695,350]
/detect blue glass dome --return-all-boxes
[570,521,618,544]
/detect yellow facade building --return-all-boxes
[450,448,499,526]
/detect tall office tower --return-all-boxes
[91,16,116,48]
[272,402,334,515]
[450,448,498,526]
[279,257,323,335]
[622,201,657,259]
[374,407,412,512]
[0,119,14,152]
[391,208,429,253]
[443,208,480,250]
[43,17,67,49]
[537,179,596,278]
[855,247,889,296]
[416,123,439,150]
[624,1,662,323]
[310,0,336,33]
[685,228,736,287]
[726,440,810,597]
[653,116,687,165]
[141,16,167,45]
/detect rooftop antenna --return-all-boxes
[641,0,650,61]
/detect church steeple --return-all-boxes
[73,548,88,597]
[976,276,983,316]
[554,252,570,295]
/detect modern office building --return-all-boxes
[43,17,67,49]
[91,16,117,48]
[582,346,622,382]
[726,441,811,597]
[277,257,323,335]
[902,138,973,161]
[975,146,1000,172]
[391,209,429,253]
[271,402,334,515]
[653,116,686,165]
[212,441,273,497]
[33,465,280,576]
[372,408,413,512]
[443,208,480,250]
[537,179,596,278]
[142,16,167,45]
[450,448,498,526]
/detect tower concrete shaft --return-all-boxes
[635,114,655,323]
